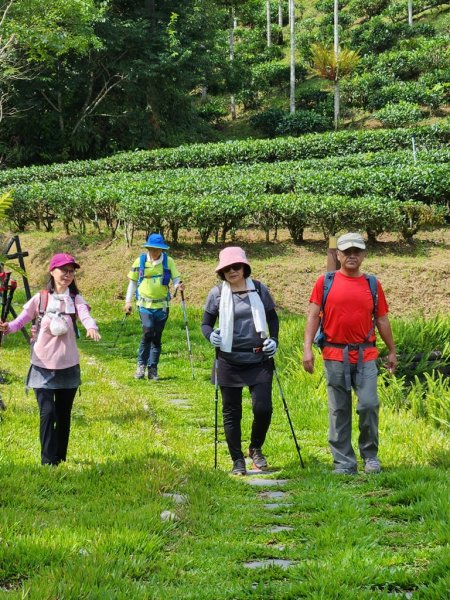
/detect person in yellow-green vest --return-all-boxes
[124,233,184,380]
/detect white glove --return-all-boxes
[262,338,277,357]
[209,329,222,348]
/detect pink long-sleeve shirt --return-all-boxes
[7,292,98,370]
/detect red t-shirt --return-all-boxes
[310,271,389,363]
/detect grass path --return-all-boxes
[0,305,449,599]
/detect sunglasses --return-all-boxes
[222,263,243,273]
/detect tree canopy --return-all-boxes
[0,0,448,166]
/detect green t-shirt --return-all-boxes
[128,254,180,308]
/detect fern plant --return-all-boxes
[0,190,22,273]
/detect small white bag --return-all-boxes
[48,313,69,336]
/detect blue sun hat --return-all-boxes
[142,233,170,250]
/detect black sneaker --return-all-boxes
[148,367,159,381]
[231,458,246,476]
[249,447,268,470]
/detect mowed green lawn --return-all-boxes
[0,278,448,600]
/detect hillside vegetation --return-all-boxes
[0,1,448,166]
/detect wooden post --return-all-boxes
[326,236,339,272]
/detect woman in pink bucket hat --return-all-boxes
[201,247,279,475]
[0,253,101,466]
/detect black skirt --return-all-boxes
[211,353,273,387]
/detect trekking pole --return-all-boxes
[273,360,305,468]
[214,348,219,469]
[179,290,195,379]
[112,312,129,349]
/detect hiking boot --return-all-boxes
[148,366,159,381]
[364,457,381,474]
[332,467,357,475]
[134,364,145,379]
[249,447,268,470]
[231,458,247,476]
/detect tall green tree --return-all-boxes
[1,0,233,164]
[0,0,104,163]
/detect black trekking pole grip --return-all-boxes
[273,360,305,468]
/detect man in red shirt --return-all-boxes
[303,232,397,475]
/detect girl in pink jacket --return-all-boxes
[0,253,101,465]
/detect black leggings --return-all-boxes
[220,383,273,461]
[34,388,77,465]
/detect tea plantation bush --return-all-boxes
[374,102,424,128]
[2,123,448,245]
[0,124,448,187]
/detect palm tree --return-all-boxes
[310,44,360,129]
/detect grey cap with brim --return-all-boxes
[337,232,366,251]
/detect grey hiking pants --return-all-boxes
[324,359,379,471]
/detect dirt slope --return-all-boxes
[8,228,450,318]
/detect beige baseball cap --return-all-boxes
[337,232,366,251]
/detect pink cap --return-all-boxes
[215,247,251,273]
[49,253,80,272]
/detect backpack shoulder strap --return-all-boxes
[39,290,49,315]
[138,253,147,281]
[34,291,49,343]
[364,274,378,319]
[136,253,147,300]
[161,252,171,286]
[69,292,80,338]
[321,271,336,311]
[216,280,262,298]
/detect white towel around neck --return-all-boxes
[47,290,76,314]
[218,278,268,352]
